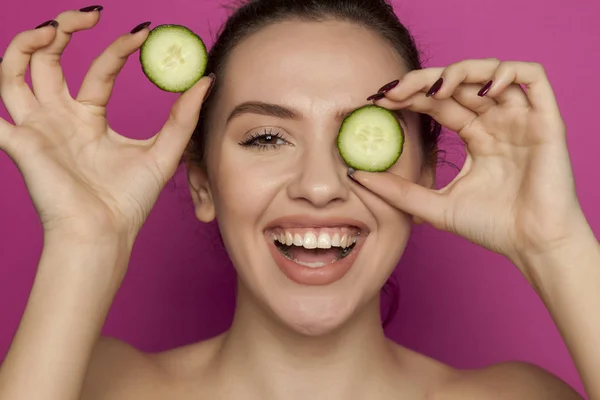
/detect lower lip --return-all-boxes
[266,237,365,286]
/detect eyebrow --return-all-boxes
[225,100,406,126]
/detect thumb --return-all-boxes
[349,168,447,227]
[151,74,216,172]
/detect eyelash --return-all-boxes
[238,128,290,151]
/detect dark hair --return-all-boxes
[187,0,442,326]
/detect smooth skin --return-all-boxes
[0,8,596,400]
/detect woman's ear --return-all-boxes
[186,161,216,223]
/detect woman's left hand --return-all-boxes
[352,59,591,272]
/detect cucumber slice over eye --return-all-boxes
[140,24,208,93]
[337,105,405,172]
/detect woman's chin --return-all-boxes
[267,294,362,337]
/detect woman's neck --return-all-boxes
[212,282,400,400]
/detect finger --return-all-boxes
[30,9,102,102]
[431,59,530,108]
[485,61,559,111]
[77,25,151,108]
[0,116,15,150]
[375,93,478,136]
[150,75,215,175]
[450,83,498,115]
[0,25,58,124]
[349,169,447,228]
[488,84,528,108]
[380,59,529,110]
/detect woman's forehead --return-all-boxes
[220,20,408,102]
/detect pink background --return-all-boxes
[1,0,598,396]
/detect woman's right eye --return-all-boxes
[239,129,291,151]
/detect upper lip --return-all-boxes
[263,215,370,233]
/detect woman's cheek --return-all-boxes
[214,150,297,218]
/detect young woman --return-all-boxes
[0,0,597,398]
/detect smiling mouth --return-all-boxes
[268,228,360,268]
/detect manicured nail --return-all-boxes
[202,73,216,102]
[79,5,104,12]
[425,78,443,97]
[366,92,386,101]
[347,167,366,187]
[35,20,59,29]
[478,80,493,97]
[130,21,151,34]
[0,57,3,64]
[377,79,400,94]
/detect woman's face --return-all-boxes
[189,20,430,335]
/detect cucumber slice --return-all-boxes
[337,105,404,172]
[140,24,208,93]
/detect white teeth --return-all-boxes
[293,234,303,246]
[331,233,341,247]
[285,232,294,246]
[272,230,358,249]
[303,232,317,249]
[317,233,331,249]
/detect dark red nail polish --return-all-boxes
[377,79,399,94]
[35,20,59,29]
[130,21,151,34]
[79,5,104,12]
[202,73,216,102]
[426,78,443,97]
[478,80,493,97]
[367,92,385,101]
[347,167,366,187]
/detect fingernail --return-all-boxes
[130,21,151,34]
[347,167,366,187]
[79,5,104,12]
[425,78,443,97]
[0,57,3,64]
[35,20,59,29]
[366,92,386,101]
[202,73,216,102]
[478,80,493,97]
[377,79,400,94]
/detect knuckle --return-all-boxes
[10,30,31,50]
[403,68,420,82]
[8,28,54,56]
[54,10,74,22]
[529,62,546,75]
[443,60,465,75]
[495,60,515,73]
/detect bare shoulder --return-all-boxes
[80,335,223,400]
[432,361,583,400]
[80,336,168,400]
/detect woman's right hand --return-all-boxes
[0,10,213,244]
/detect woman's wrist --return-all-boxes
[43,225,136,256]
[39,230,133,288]
[513,222,599,293]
